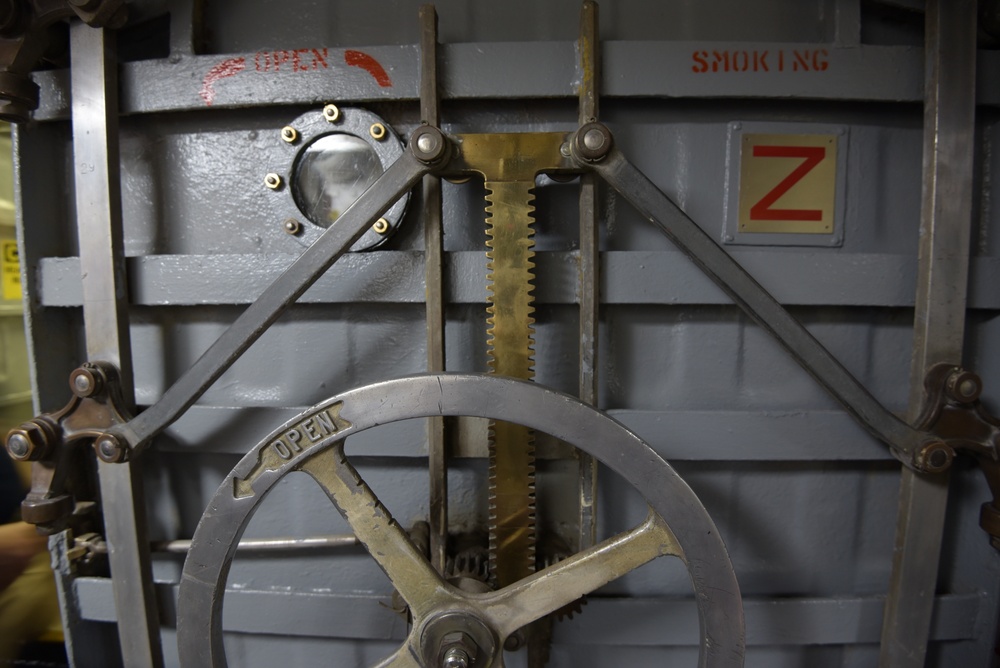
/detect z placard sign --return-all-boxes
[738,133,838,235]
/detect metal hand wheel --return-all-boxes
[177,374,744,667]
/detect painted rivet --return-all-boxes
[323,104,341,123]
[283,218,302,235]
[281,126,299,143]
[264,173,283,190]
[373,218,390,235]
[370,123,387,141]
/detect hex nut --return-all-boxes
[369,123,387,141]
[6,419,57,461]
[373,218,390,235]
[264,173,283,190]
[280,126,299,143]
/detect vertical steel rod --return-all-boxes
[879,0,976,665]
[70,24,164,667]
[576,0,600,551]
[420,3,448,574]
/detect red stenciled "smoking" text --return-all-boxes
[692,48,829,73]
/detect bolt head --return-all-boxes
[583,128,606,151]
[283,218,302,235]
[442,647,470,668]
[95,434,128,463]
[411,127,448,164]
[574,122,613,162]
[7,432,29,458]
[417,133,437,154]
[70,366,102,398]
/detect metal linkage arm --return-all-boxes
[108,137,440,455]
[573,126,936,472]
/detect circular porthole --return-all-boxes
[263,106,409,250]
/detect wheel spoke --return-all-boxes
[480,510,681,636]
[300,447,452,617]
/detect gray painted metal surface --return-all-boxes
[10,0,1000,665]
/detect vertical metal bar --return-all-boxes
[71,24,164,667]
[577,0,600,551]
[879,1,976,665]
[420,4,448,574]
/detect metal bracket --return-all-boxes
[914,363,1000,548]
[5,361,132,529]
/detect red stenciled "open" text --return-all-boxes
[255,48,329,72]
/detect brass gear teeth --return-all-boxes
[484,180,538,588]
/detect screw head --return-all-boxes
[323,104,341,123]
[280,126,299,143]
[373,218,390,235]
[283,218,302,235]
[7,432,29,458]
[370,123,387,141]
[442,647,470,668]
[264,173,282,190]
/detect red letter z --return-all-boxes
[749,145,825,221]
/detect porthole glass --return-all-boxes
[291,133,382,228]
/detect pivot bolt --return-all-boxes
[411,126,448,164]
[574,122,613,162]
[918,441,954,473]
[95,433,128,464]
[945,368,982,403]
[69,366,104,398]
[442,647,470,668]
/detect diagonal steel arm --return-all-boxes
[113,147,432,452]
[585,142,932,470]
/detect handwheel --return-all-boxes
[177,374,745,667]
